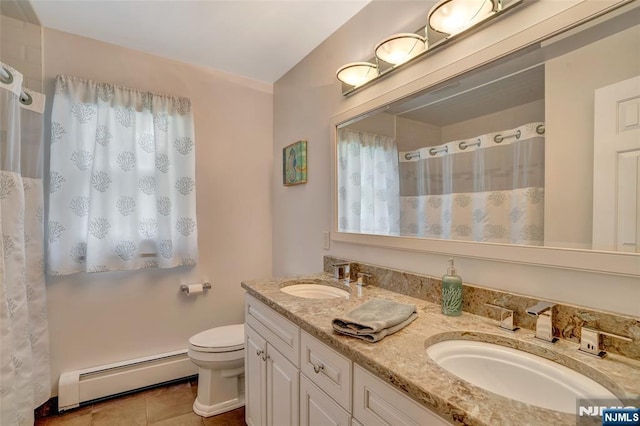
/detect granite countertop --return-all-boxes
[241,273,640,426]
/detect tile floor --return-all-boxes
[35,380,246,426]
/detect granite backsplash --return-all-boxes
[324,256,639,360]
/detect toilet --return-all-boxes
[187,324,245,417]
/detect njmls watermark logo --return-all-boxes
[577,399,640,426]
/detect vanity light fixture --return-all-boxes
[375,33,427,66]
[428,0,502,36]
[336,62,379,88]
[337,0,520,95]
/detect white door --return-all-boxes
[267,344,299,426]
[593,75,640,252]
[246,325,267,426]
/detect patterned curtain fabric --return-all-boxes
[47,75,198,275]
[0,63,51,425]
[337,128,400,235]
[398,122,545,245]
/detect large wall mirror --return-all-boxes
[333,2,640,276]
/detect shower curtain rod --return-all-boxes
[402,123,546,161]
[0,65,33,105]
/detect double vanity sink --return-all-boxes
[242,274,639,425]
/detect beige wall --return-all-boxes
[441,99,544,142]
[545,24,640,248]
[43,28,273,394]
[273,1,639,317]
[1,14,42,91]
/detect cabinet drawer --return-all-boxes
[353,365,450,426]
[246,295,300,367]
[300,330,352,411]
[300,374,350,426]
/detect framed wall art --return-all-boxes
[283,140,307,186]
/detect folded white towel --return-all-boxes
[331,298,418,343]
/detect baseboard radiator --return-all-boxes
[58,349,198,412]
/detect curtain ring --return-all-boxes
[0,67,14,85]
[429,146,448,156]
[20,91,33,106]
[494,134,504,143]
[536,124,545,135]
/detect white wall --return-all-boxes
[273,1,640,317]
[43,28,273,394]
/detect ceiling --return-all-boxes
[16,0,371,84]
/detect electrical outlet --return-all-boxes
[323,231,330,250]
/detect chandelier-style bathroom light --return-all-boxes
[336,0,518,94]
[375,33,427,66]
[428,0,501,35]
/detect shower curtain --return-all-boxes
[337,128,400,235]
[0,63,51,425]
[398,122,545,245]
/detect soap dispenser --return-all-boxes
[442,258,462,316]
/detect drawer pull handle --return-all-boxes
[311,362,325,374]
[256,349,264,357]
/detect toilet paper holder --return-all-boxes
[180,282,212,293]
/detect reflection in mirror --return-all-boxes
[336,5,640,253]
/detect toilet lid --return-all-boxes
[189,324,244,353]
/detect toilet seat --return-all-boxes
[189,324,244,353]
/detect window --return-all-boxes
[47,75,198,275]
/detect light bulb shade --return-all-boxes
[428,0,497,35]
[336,62,378,87]
[375,33,427,66]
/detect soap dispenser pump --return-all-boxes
[442,258,462,316]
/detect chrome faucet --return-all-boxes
[526,301,557,343]
[579,326,633,358]
[332,262,351,282]
[484,303,519,331]
[356,272,372,287]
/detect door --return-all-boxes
[267,344,299,426]
[246,325,267,426]
[593,75,640,252]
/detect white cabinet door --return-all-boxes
[300,374,350,426]
[246,325,267,426]
[267,343,299,426]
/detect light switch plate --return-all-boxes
[323,231,330,250]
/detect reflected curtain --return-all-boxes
[337,128,400,235]
[399,122,545,245]
[0,63,51,425]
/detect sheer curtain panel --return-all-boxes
[48,75,198,275]
[0,63,51,425]
[337,128,400,235]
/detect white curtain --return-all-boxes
[337,128,400,235]
[399,122,545,245]
[48,75,198,275]
[0,63,51,425]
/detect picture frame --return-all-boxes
[283,140,307,186]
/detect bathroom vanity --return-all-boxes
[241,272,640,425]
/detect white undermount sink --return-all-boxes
[426,339,619,414]
[280,283,349,299]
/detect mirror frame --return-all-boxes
[330,0,640,278]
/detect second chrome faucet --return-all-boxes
[526,301,558,343]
